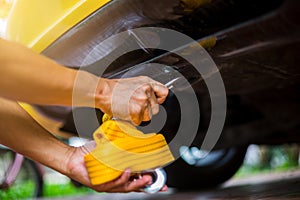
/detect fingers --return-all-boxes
[109,169,132,189]
[130,82,160,125]
[111,174,152,193]
[131,98,152,126]
[141,101,152,122]
[135,79,167,123]
[98,170,154,193]
[151,81,169,104]
[109,76,168,125]
[109,173,168,193]
[142,85,159,121]
[92,169,131,192]
[147,86,159,115]
[160,185,168,192]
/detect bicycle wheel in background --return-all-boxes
[0,148,44,199]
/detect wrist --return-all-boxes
[63,146,92,187]
[62,146,80,177]
[94,78,113,112]
[39,139,76,176]
[72,71,100,108]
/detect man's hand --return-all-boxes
[65,143,168,192]
[96,76,169,125]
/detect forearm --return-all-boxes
[0,39,169,123]
[0,97,72,175]
[0,38,100,107]
[0,97,164,192]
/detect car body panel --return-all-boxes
[5,0,110,52]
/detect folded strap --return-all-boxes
[84,117,174,185]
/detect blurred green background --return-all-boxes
[0,144,299,200]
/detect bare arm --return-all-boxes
[0,38,95,106]
[0,97,71,171]
[0,38,168,124]
[0,97,166,192]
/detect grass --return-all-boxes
[0,181,96,200]
[0,181,36,200]
[235,160,300,178]
[43,182,95,197]
[235,144,300,178]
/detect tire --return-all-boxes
[164,146,248,189]
[0,149,44,198]
[154,88,248,189]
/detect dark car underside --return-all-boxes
[34,0,300,188]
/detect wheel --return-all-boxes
[154,87,247,189]
[0,149,44,199]
[164,146,248,189]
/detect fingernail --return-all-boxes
[124,169,131,174]
[162,185,168,192]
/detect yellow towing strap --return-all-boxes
[84,116,174,185]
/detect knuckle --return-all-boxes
[141,84,152,92]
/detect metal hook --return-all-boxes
[141,168,167,194]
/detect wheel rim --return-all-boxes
[179,146,228,167]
